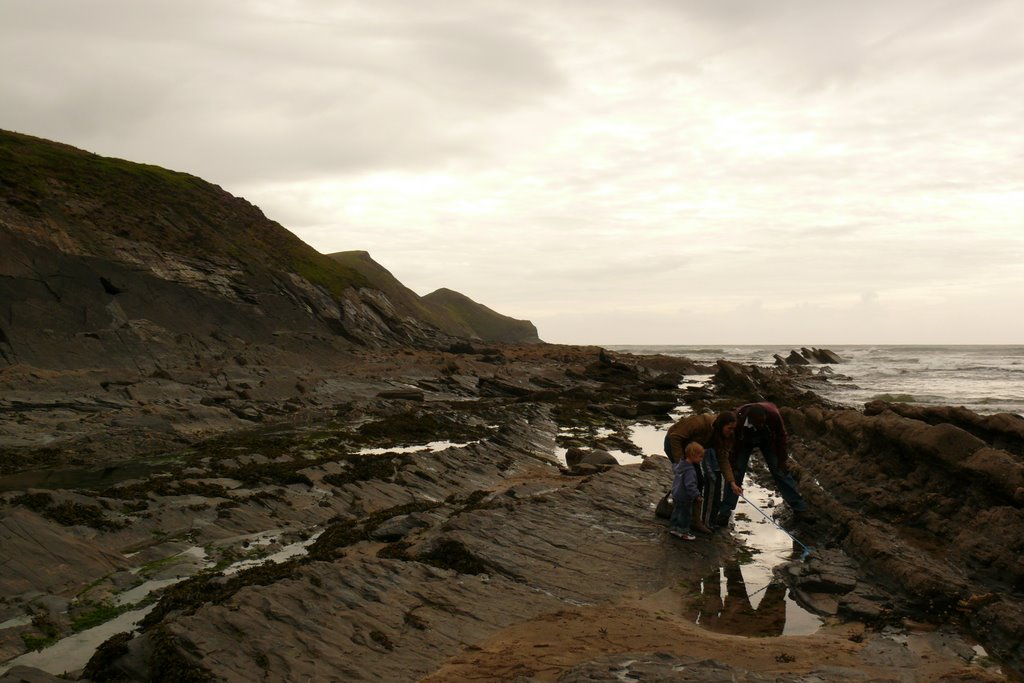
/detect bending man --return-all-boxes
[716,402,811,526]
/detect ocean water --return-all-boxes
[608,345,1024,417]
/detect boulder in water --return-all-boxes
[564,447,618,467]
[777,348,843,366]
[787,350,811,365]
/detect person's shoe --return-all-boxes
[692,520,713,534]
[669,529,696,541]
[715,514,731,528]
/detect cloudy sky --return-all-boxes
[3,1,1022,344]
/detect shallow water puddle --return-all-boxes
[688,478,823,637]
[690,560,820,638]
[0,615,32,630]
[222,529,324,575]
[0,604,157,677]
[619,415,821,637]
[554,425,652,466]
[0,530,324,676]
[626,424,667,459]
[356,440,477,455]
[112,578,184,607]
[560,411,823,637]
[595,424,664,465]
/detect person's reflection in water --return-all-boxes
[692,562,787,637]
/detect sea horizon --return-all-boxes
[608,344,1024,417]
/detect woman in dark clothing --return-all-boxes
[662,411,737,532]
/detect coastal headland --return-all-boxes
[2,129,1022,681]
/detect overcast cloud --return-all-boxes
[2,0,1022,344]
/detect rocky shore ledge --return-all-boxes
[1,344,1022,682]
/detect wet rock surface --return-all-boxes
[784,400,1024,677]
[0,349,1018,681]
[864,399,1024,456]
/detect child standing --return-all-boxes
[669,442,705,541]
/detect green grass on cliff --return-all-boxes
[423,287,540,343]
[0,129,365,295]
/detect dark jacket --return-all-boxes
[735,402,788,467]
[665,413,715,464]
[671,459,701,503]
[665,413,736,483]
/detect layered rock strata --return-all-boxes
[0,350,1018,681]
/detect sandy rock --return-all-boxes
[0,666,67,682]
[369,512,435,541]
[0,509,129,599]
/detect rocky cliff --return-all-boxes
[328,250,518,343]
[0,129,540,374]
[422,287,541,344]
[326,251,542,344]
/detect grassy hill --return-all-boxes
[0,128,542,356]
[423,288,541,344]
[329,251,541,344]
[0,129,366,298]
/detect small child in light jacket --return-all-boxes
[669,442,705,541]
